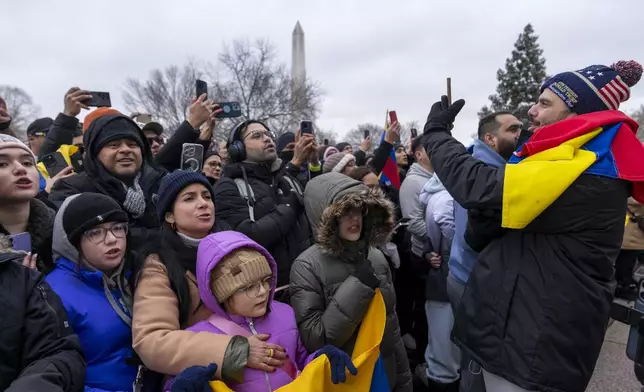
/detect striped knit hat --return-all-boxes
[542,60,642,114]
[323,152,356,174]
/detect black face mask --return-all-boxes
[279,150,294,163]
[0,118,11,131]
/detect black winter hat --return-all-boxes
[27,117,54,136]
[156,170,214,222]
[63,193,129,246]
[91,118,145,155]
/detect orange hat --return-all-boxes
[83,108,121,132]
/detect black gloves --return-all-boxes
[354,263,381,289]
[423,95,466,134]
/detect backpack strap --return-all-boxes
[234,178,256,222]
[282,176,303,197]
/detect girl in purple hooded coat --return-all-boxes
[174,230,356,391]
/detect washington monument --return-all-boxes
[291,21,306,88]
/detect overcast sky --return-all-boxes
[2,0,643,143]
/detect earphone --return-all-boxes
[226,120,272,163]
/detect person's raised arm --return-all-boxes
[39,87,90,159]
[422,96,503,210]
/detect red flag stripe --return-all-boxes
[599,86,619,110]
[614,76,631,100]
[606,82,625,104]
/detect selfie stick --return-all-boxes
[446,77,452,106]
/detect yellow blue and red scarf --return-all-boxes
[503,110,644,229]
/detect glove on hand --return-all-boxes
[423,95,466,134]
[314,345,358,384]
[171,363,218,392]
[354,263,381,289]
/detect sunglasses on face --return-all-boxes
[147,136,164,145]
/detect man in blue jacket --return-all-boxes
[447,111,521,392]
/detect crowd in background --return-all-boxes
[1,59,644,392]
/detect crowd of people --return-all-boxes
[1,59,644,392]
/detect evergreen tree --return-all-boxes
[479,24,547,125]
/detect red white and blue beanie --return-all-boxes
[541,60,642,114]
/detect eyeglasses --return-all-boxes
[237,276,273,299]
[83,223,128,244]
[147,136,164,145]
[244,130,275,141]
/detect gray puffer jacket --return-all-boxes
[289,173,412,392]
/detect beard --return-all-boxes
[497,138,518,161]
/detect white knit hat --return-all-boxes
[323,152,356,174]
[0,134,36,160]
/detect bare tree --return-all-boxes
[0,85,41,140]
[123,61,203,134]
[631,105,644,141]
[344,123,386,151]
[315,128,338,146]
[209,38,322,137]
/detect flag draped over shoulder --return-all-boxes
[503,110,644,229]
[379,110,401,190]
[209,290,390,392]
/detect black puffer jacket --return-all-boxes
[49,114,166,249]
[0,252,85,391]
[423,130,629,392]
[213,160,312,287]
[289,173,412,392]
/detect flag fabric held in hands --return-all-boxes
[502,110,644,229]
[379,110,401,190]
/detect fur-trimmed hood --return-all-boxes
[303,172,395,256]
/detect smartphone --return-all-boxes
[83,91,111,108]
[135,113,152,124]
[69,150,84,173]
[9,232,31,253]
[215,102,242,119]
[41,152,69,177]
[196,79,208,99]
[363,129,370,139]
[323,138,329,146]
[389,110,398,124]
[411,128,418,138]
[181,143,205,172]
[300,120,314,135]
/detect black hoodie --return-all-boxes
[49,114,166,249]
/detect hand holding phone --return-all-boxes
[411,128,418,138]
[363,130,370,140]
[9,232,31,253]
[41,152,69,177]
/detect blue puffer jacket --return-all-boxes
[45,195,137,392]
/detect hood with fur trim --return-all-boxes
[303,172,395,256]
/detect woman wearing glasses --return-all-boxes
[46,192,137,392]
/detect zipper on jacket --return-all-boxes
[37,284,61,337]
[248,318,273,392]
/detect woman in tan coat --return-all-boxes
[131,171,288,385]
[616,197,644,300]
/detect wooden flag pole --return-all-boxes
[446,77,452,106]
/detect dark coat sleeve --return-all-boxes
[48,177,81,208]
[354,150,367,166]
[213,179,299,249]
[371,140,394,175]
[39,113,79,159]
[155,121,210,172]
[289,259,376,352]
[423,132,504,210]
[6,278,85,392]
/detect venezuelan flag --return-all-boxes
[379,110,401,190]
[209,290,390,392]
[502,110,644,229]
